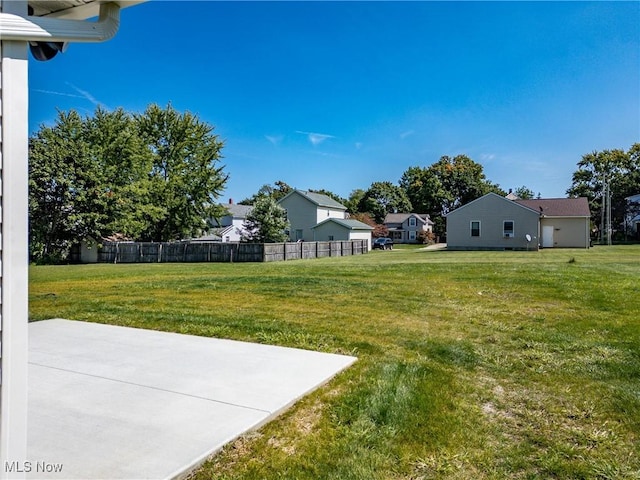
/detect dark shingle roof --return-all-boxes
[515,198,590,217]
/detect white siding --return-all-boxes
[1,0,29,467]
[312,222,372,250]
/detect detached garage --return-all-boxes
[311,218,373,250]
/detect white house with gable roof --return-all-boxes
[277,190,372,248]
[278,190,348,242]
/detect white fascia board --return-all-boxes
[0,1,120,42]
[43,1,146,20]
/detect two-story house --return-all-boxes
[278,190,348,241]
[278,190,372,249]
[383,213,434,243]
[205,199,253,242]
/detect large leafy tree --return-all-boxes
[430,155,505,214]
[29,110,100,262]
[567,143,640,239]
[400,155,504,233]
[358,181,412,224]
[399,166,447,216]
[241,195,289,243]
[29,104,229,262]
[84,107,162,238]
[135,104,228,241]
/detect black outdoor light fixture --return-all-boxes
[27,6,68,61]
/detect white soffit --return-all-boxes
[28,0,146,20]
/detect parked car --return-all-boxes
[372,237,394,250]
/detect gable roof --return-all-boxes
[384,213,433,225]
[279,190,347,210]
[445,192,539,217]
[515,198,590,217]
[222,203,253,218]
[311,218,373,230]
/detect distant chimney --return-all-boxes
[229,198,233,204]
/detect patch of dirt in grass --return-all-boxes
[193,430,264,479]
[268,399,325,456]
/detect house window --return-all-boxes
[471,221,480,237]
[295,229,303,241]
[503,221,514,238]
[409,217,417,227]
[409,231,416,241]
[328,235,334,241]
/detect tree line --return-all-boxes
[242,155,518,235]
[243,146,640,241]
[29,104,639,262]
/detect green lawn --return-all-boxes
[29,246,640,479]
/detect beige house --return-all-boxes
[383,213,433,243]
[514,197,591,248]
[278,190,348,242]
[446,193,590,250]
[311,218,374,250]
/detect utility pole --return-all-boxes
[607,180,613,245]
[600,176,606,244]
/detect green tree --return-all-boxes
[29,105,229,261]
[239,180,293,205]
[29,110,97,262]
[344,188,366,214]
[400,166,447,216]
[84,107,162,238]
[567,144,640,239]
[358,181,412,224]
[29,108,157,262]
[399,155,503,233]
[308,188,347,207]
[430,155,505,214]
[514,186,535,199]
[135,104,228,241]
[241,195,290,243]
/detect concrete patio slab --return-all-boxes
[25,319,356,479]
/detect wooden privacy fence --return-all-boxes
[97,240,368,264]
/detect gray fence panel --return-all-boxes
[97,240,366,264]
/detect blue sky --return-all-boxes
[29,1,639,203]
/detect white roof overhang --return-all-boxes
[1,1,145,43]
[28,0,145,20]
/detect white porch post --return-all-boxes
[0,0,30,475]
